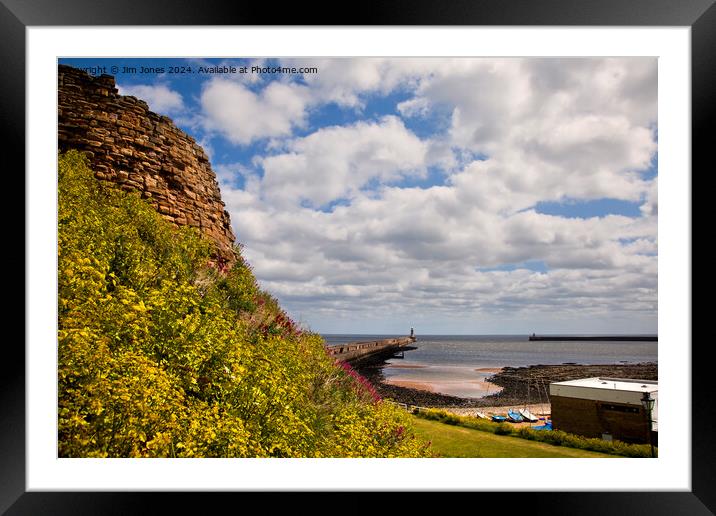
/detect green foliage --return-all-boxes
[414,409,653,458]
[58,150,429,458]
[494,423,512,436]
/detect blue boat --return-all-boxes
[507,409,524,423]
[491,415,507,423]
[532,421,553,431]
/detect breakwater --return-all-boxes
[528,335,657,342]
[326,336,416,363]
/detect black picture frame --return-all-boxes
[5,0,710,513]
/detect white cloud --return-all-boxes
[222,171,657,332]
[281,58,424,108]
[117,83,184,114]
[277,58,657,203]
[397,97,430,117]
[200,78,310,145]
[211,57,658,332]
[257,116,428,208]
[641,178,658,217]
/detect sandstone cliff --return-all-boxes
[58,64,236,261]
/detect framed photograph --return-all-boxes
[8,0,711,512]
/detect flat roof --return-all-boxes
[551,377,657,393]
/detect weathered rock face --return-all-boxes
[58,64,236,261]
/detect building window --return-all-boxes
[600,403,640,414]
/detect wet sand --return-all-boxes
[469,378,503,391]
[387,379,435,391]
[385,376,504,399]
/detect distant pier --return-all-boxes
[528,335,657,342]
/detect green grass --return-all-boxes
[411,416,619,458]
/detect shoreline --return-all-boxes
[354,356,658,409]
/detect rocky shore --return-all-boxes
[353,355,658,408]
[480,362,658,407]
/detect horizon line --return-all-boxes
[318,332,659,336]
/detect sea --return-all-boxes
[321,334,658,399]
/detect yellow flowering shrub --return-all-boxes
[58,150,429,458]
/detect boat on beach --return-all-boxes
[475,411,490,420]
[519,408,539,422]
[491,415,507,423]
[507,409,524,422]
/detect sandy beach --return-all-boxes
[384,376,503,397]
[387,379,435,391]
[443,403,553,428]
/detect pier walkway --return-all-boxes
[326,335,417,363]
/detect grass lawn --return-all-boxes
[411,416,619,458]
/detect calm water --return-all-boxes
[322,334,658,399]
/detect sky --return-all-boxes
[60,57,658,335]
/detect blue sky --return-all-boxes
[60,57,658,334]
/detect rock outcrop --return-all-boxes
[58,64,236,261]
